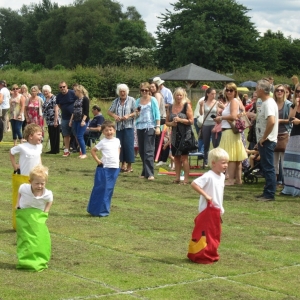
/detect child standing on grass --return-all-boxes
[188,147,229,264]
[16,164,53,271]
[10,123,43,175]
[87,120,121,217]
[9,123,43,230]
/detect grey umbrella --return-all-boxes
[239,81,257,88]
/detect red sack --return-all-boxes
[187,201,221,264]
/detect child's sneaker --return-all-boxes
[62,149,70,157]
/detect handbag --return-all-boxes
[211,122,222,138]
[197,114,204,128]
[274,132,289,152]
[178,129,198,152]
[228,113,251,134]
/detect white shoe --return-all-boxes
[156,161,165,166]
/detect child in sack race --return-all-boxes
[88,120,121,217]
[188,148,229,264]
[15,164,53,271]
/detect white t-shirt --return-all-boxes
[193,170,225,215]
[0,87,10,109]
[10,143,43,175]
[19,183,53,211]
[256,97,278,142]
[95,137,120,168]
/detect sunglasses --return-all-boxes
[140,89,149,92]
[12,88,19,90]
[275,89,285,93]
[59,86,66,89]
[225,89,234,93]
[296,90,300,94]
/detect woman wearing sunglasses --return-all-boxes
[9,84,26,146]
[135,82,160,180]
[273,84,292,187]
[214,83,247,186]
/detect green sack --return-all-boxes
[16,208,51,272]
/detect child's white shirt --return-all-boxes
[19,183,53,211]
[95,137,120,168]
[10,142,43,175]
[193,170,225,215]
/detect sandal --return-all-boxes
[124,169,133,173]
[121,169,127,173]
[172,180,180,184]
[181,181,190,185]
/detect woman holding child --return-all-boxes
[214,83,247,186]
[166,87,193,185]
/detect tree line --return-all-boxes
[0,0,300,77]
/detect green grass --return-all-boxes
[0,124,300,299]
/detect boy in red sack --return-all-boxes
[188,147,229,264]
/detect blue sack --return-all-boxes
[87,166,120,217]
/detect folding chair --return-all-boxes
[189,152,205,169]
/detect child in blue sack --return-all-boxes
[87,120,121,217]
[188,147,229,264]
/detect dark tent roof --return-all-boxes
[152,63,234,82]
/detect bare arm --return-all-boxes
[259,115,275,146]
[10,152,19,171]
[91,147,101,165]
[15,193,21,209]
[44,201,52,213]
[191,181,212,201]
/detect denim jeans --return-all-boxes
[194,118,204,153]
[10,119,23,140]
[116,128,135,163]
[73,121,88,154]
[258,139,277,198]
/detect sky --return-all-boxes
[2,0,300,39]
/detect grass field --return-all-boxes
[0,125,300,299]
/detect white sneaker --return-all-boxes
[156,161,165,166]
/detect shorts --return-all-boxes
[61,119,75,137]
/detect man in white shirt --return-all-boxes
[153,77,173,109]
[255,79,278,201]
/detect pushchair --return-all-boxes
[243,161,264,184]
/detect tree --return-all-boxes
[155,0,259,72]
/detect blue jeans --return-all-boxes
[73,121,88,154]
[194,118,204,153]
[258,139,276,198]
[10,119,23,140]
[116,128,135,163]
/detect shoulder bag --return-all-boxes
[199,101,218,139]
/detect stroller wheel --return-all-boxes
[243,173,258,184]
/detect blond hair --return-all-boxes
[208,148,229,168]
[23,124,43,140]
[29,164,49,181]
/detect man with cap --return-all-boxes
[0,80,10,140]
[152,77,173,109]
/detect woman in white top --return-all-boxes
[214,83,247,185]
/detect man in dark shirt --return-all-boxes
[55,82,77,157]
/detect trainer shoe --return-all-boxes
[256,196,274,201]
[156,161,165,166]
[62,149,70,157]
